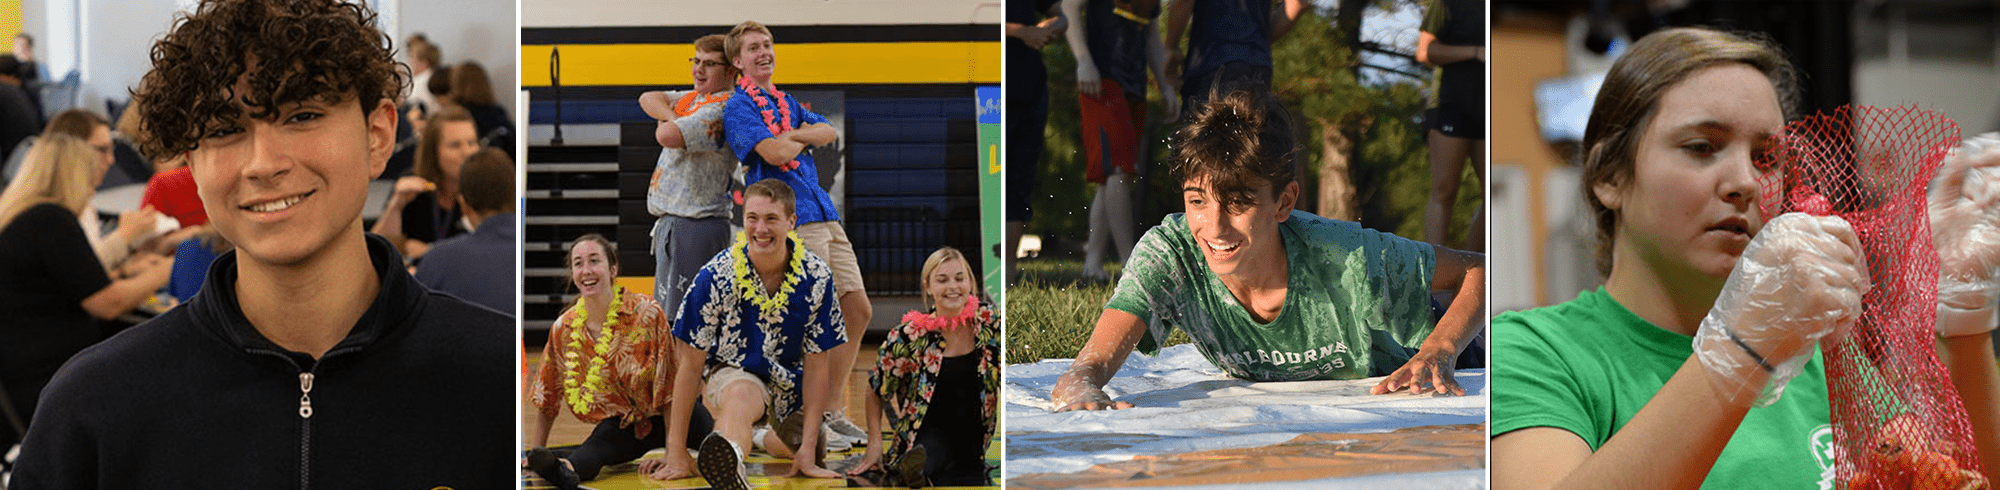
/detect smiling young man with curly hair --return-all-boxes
[7,0,512,488]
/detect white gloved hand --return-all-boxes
[1930,133,2000,338]
[1694,213,1870,408]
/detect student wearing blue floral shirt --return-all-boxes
[721,20,876,446]
[658,178,848,485]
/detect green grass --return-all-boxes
[1004,259,1190,364]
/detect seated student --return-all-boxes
[43,109,164,269]
[0,55,36,161]
[850,246,1001,487]
[8,0,513,487]
[655,178,848,485]
[523,234,717,490]
[1049,88,1487,412]
[447,61,513,160]
[167,228,228,302]
[0,135,172,450]
[373,106,478,259]
[415,147,515,314]
[403,34,444,123]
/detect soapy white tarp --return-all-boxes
[1004,344,1488,488]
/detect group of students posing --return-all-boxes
[524,20,1001,489]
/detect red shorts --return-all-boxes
[1078,79,1145,183]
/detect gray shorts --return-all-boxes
[652,215,732,319]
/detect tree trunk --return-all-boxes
[1317,0,1370,221]
[1333,0,1367,80]
[1317,125,1356,220]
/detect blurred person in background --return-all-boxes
[0,134,171,451]
[374,106,477,259]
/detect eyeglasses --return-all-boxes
[689,57,727,69]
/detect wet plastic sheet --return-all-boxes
[1004,344,1487,488]
[1008,424,1485,489]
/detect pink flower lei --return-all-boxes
[901,295,986,334]
[739,77,802,172]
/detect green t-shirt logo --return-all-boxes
[1810,425,1835,490]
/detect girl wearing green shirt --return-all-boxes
[1490,27,2000,489]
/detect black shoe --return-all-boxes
[893,445,931,489]
[525,446,582,490]
[698,432,751,490]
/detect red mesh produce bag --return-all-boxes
[1758,105,1986,490]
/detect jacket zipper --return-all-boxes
[246,345,356,490]
[299,371,315,490]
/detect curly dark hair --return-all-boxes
[1171,86,1299,215]
[130,0,407,158]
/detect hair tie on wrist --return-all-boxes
[1724,325,1777,373]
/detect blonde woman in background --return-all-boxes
[0,134,171,449]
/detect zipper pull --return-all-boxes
[298,372,315,419]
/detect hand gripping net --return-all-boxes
[1758,105,1986,490]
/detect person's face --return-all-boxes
[87,125,113,187]
[1598,63,1784,281]
[568,239,615,299]
[926,257,971,309]
[1182,174,1296,278]
[691,49,732,94]
[742,194,796,262]
[188,91,395,267]
[732,31,775,81]
[437,120,479,181]
[13,38,30,61]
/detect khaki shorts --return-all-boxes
[701,365,823,459]
[795,221,865,294]
[703,365,773,423]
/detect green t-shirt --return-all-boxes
[1104,210,1438,382]
[1492,288,1835,488]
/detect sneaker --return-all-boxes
[823,429,853,452]
[698,432,751,490]
[823,410,868,444]
[524,446,582,490]
[750,426,772,454]
[893,444,931,489]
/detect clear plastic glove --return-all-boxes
[1930,133,2000,337]
[1694,213,1870,408]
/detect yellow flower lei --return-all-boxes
[731,230,806,314]
[562,286,624,416]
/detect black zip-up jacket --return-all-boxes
[10,235,513,489]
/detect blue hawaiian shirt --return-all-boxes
[724,84,839,225]
[672,236,847,422]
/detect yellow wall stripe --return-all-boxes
[522,42,1001,87]
[614,277,653,298]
